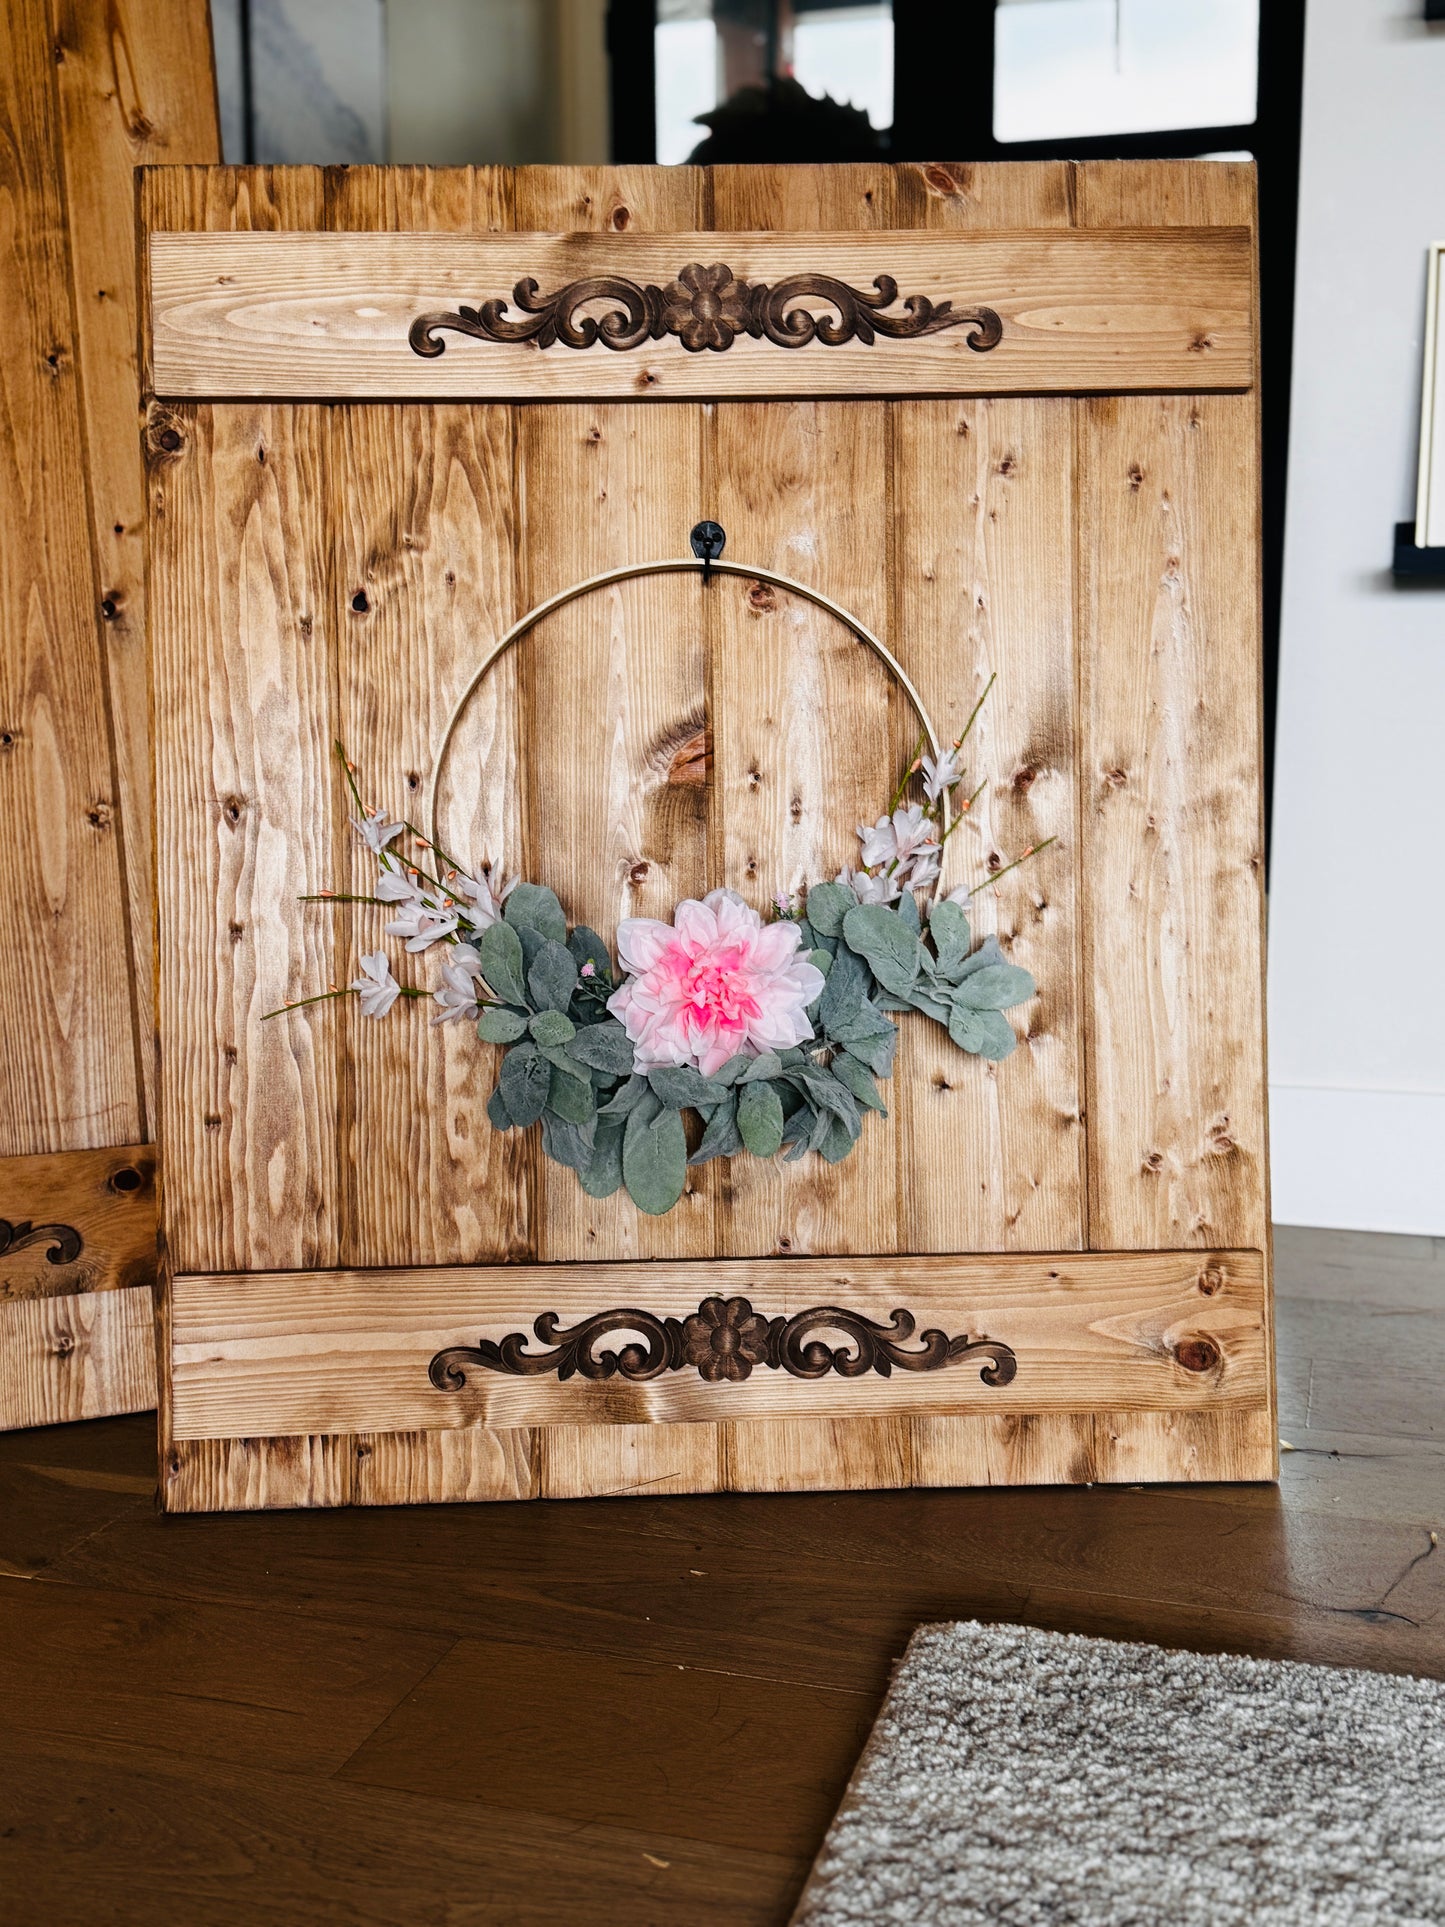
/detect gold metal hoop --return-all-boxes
[427,555,950,905]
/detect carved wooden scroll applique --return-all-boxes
[431,1296,1018,1390]
[409,264,1004,357]
[0,1218,83,1264]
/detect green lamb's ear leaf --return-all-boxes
[819,941,871,1035]
[842,902,922,995]
[486,1083,514,1131]
[598,1072,651,1118]
[712,1053,752,1086]
[895,889,921,935]
[498,1039,550,1126]
[567,925,614,983]
[565,1020,634,1076]
[548,1065,597,1123]
[736,1079,785,1159]
[928,900,972,979]
[955,934,1006,981]
[478,920,527,1007]
[503,882,568,946]
[529,1008,576,1047]
[804,880,857,938]
[906,986,955,1025]
[579,1113,626,1197]
[623,1101,688,1216]
[478,1004,528,1045]
[688,1093,742,1165]
[948,1004,1018,1060]
[647,1065,729,1109]
[832,1008,899,1077]
[528,939,578,1015]
[830,1050,887,1114]
[952,962,1036,1012]
[541,1110,597,1172]
[737,1051,783,1084]
[816,1111,862,1163]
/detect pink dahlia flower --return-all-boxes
[607,889,824,1078]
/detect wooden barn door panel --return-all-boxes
[144,160,1272,1509]
[1,1,217,1430]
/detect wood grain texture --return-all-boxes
[0,1143,155,1303]
[51,0,220,1135]
[511,166,724,1504]
[0,1285,154,1432]
[144,162,1273,1507]
[147,226,1255,401]
[0,1,143,1159]
[168,1247,1267,1443]
[1074,164,1268,1258]
[145,168,339,1279]
[708,163,912,1491]
[1,1229,1433,1925]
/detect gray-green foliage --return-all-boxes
[477,874,1036,1216]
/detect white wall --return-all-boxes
[1269,0,1445,1231]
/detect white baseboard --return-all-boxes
[1269,1084,1445,1235]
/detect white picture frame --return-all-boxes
[1416,242,1445,550]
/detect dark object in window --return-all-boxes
[684,75,886,163]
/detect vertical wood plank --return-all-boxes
[1072,162,1272,1479]
[1073,164,1268,1255]
[146,167,338,1281]
[893,162,1090,1490]
[324,165,537,1503]
[512,166,723,1501]
[325,167,528,1270]
[709,165,911,1494]
[51,0,220,1135]
[0,2,143,1158]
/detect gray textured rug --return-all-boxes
[792,1622,1445,1927]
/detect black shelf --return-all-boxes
[1393,523,1445,579]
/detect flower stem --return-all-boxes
[262,986,355,1021]
[954,671,997,755]
[971,835,1057,894]
[938,779,988,848]
[887,730,927,815]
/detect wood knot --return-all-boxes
[1127,464,1145,492]
[221,795,245,826]
[108,1165,145,1195]
[609,204,631,230]
[86,801,113,830]
[1174,1336,1221,1374]
[53,1333,75,1357]
[1012,763,1040,796]
[921,162,968,200]
[1105,767,1127,789]
[351,590,369,613]
[100,595,120,621]
[0,728,15,750]
[1142,1149,1165,1174]
[746,581,776,614]
[1189,333,1215,354]
[1196,1265,1226,1297]
[627,860,650,887]
[665,728,711,788]
[157,424,182,453]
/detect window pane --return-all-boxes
[656,11,719,165]
[994,0,1259,144]
[792,6,893,134]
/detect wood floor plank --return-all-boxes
[4,1226,1440,1927]
[0,1731,807,1927]
[337,1634,876,1859]
[0,1577,451,1775]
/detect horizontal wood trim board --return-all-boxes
[147,228,1254,400]
[168,1248,1267,1440]
[0,1284,157,1432]
[0,1144,157,1303]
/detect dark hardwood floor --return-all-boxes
[2,1226,1440,1926]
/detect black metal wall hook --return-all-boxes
[690,520,726,584]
